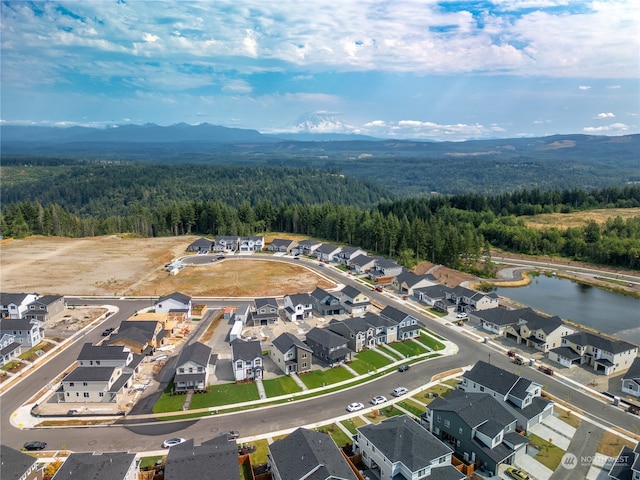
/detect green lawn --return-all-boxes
[348,350,392,374]
[422,328,446,341]
[397,399,425,417]
[190,382,260,409]
[529,433,565,470]
[315,424,352,447]
[341,417,367,434]
[377,344,404,359]
[139,455,163,470]
[364,405,406,424]
[428,309,448,317]
[248,439,270,464]
[152,392,186,413]
[415,333,446,351]
[386,340,428,358]
[262,376,302,397]
[299,367,355,389]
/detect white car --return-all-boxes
[370,395,387,405]
[347,402,364,412]
[456,312,468,319]
[162,437,187,448]
[392,387,408,397]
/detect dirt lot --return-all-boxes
[0,235,334,297]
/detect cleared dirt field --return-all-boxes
[521,207,640,230]
[0,235,333,297]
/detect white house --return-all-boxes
[155,291,192,319]
[239,235,264,252]
[230,339,263,381]
[283,293,314,321]
[621,357,640,398]
[0,292,39,319]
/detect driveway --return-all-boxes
[529,415,576,450]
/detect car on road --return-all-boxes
[347,402,364,412]
[398,364,411,372]
[318,263,325,267]
[392,387,408,397]
[101,327,115,336]
[370,395,387,405]
[375,286,383,292]
[23,441,47,451]
[505,467,530,480]
[293,256,300,260]
[219,430,240,440]
[456,312,468,319]
[162,437,187,448]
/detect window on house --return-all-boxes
[444,419,450,428]
[82,382,88,386]
[96,361,100,365]
[302,363,307,368]
[99,392,104,397]
[69,382,75,387]
[83,392,90,398]
[179,368,184,373]
[236,361,243,369]
[76,392,79,397]
[437,415,441,423]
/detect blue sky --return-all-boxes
[1,0,638,141]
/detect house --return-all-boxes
[368,258,403,283]
[0,293,39,319]
[548,331,638,375]
[379,305,420,340]
[328,317,376,353]
[621,357,640,398]
[315,243,342,262]
[174,342,217,393]
[305,327,352,366]
[283,293,314,321]
[230,339,263,381]
[130,312,179,334]
[212,235,240,252]
[235,304,251,325]
[24,295,65,323]
[310,287,344,317]
[250,297,280,326]
[608,442,640,480]
[239,235,264,252]
[473,307,536,336]
[270,332,313,375]
[348,254,377,274]
[0,334,22,366]
[502,311,575,353]
[392,271,436,296]
[413,284,454,312]
[355,415,464,480]
[425,390,529,476]
[107,320,165,355]
[0,318,43,347]
[155,291,192,319]
[292,239,322,256]
[337,246,367,264]
[361,311,398,345]
[1,444,44,480]
[52,452,138,480]
[268,238,298,253]
[186,237,213,253]
[164,437,238,480]
[461,360,554,430]
[58,343,143,403]
[450,286,500,312]
[268,427,359,480]
[339,285,371,315]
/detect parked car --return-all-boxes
[101,327,115,336]
[219,430,240,440]
[456,312,468,319]
[505,467,530,480]
[347,402,364,412]
[398,364,411,372]
[370,395,387,405]
[162,437,187,448]
[23,441,47,451]
[392,387,408,397]
[375,286,383,292]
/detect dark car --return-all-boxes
[398,364,411,372]
[101,327,115,336]
[219,430,240,440]
[23,441,47,451]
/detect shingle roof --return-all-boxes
[0,293,33,306]
[255,297,278,309]
[463,360,531,397]
[429,390,516,431]
[305,327,347,348]
[157,291,191,305]
[270,238,296,248]
[358,415,453,471]
[165,437,238,480]
[272,332,312,354]
[52,452,136,480]
[413,284,452,299]
[287,293,314,306]
[0,341,21,357]
[609,445,636,480]
[362,311,396,328]
[64,366,117,382]
[268,428,358,480]
[349,254,375,267]
[395,271,434,288]
[177,341,211,368]
[188,237,213,248]
[549,345,583,360]
[29,294,63,306]
[623,357,640,381]
[316,243,341,255]
[379,305,413,324]
[0,319,38,331]
[230,339,262,361]
[78,343,129,362]
[1,444,38,480]
[564,331,637,355]
[329,317,371,335]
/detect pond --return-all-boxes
[493,274,640,346]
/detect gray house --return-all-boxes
[268,428,359,480]
[174,341,216,393]
[355,415,464,480]
[1,444,43,480]
[425,390,529,476]
[348,254,376,274]
[305,327,352,366]
[315,243,342,262]
[621,356,640,398]
[250,297,280,326]
[379,305,420,340]
[186,237,213,252]
[213,235,240,252]
[0,318,43,347]
[164,437,238,480]
[268,238,298,253]
[328,317,375,353]
[368,258,403,283]
[231,339,263,381]
[310,287,344,316]
[0,334,22,367]
[292,239,322,256]
[608,442,640,480]
[270,332,313,375]
[336,246,367,264]
[52,452,138,480]
[24,295,65,322]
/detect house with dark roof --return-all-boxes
[0,318,43,347]
[336,246,367,264]
[0,292,39,319]
[292,239,322,256]
[392,271,436,296]
[283,293,314,321]
[240,235,264,252]
[368,258,403,283]
[107,320,165,355]
[348,253,377,274]
[268,238,298,253]
[472,307,536,336]
[270,332,313,375]
[379,305,420,340]
[230,339,263,381]
[24,295,65,323]
[413,284,454,312]
[310,287,344,316]
[425,390,529,476]
[186,237,213,252]
[268,427,359,480]
[622,357,640,398]
[164,436,239,480]
[51,451,138,480]
[174,342,216,393]
[360,312,398,344]
[339,285,371,315]
[212,235,240,252]
[328,317,376,353]
[548,331,638,375]
[461,361,554,430]
[305,327,352,366]
[355,415,464,480]
[58,344,143,403]
[155,291,192,319]
[315,243,342,262]
[608,442,640,480]
[1,444,44,480]
[450,285,500,312]
[502,310,575,353]
[250,297,280,326]
[0,334,22,367]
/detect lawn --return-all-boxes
[364,405,406,424]
[315,424,352,447]
[341,417,367,434]
[422,328,446,341]
[415,333,446,351]
[386,340,428,358]
[248,439,270,464]
[413,384,455,405]
[554,406,581,429]
[397,399,425,417]
[596,431,638,457]
[139,455,163,470]
[152,393,186,413]
[190,382,260,409]
[298,367,355,389]
[428,309,448,317]
[377,344,404,360]
[262,376,302,397]
[529,433,565,470]
[347,350,392,374]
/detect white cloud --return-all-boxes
[579,86,591,90]
[596,112,615,118]
[583,123,629,133]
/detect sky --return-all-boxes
[1,0,639,141]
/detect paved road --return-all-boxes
[550,422,603,480]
